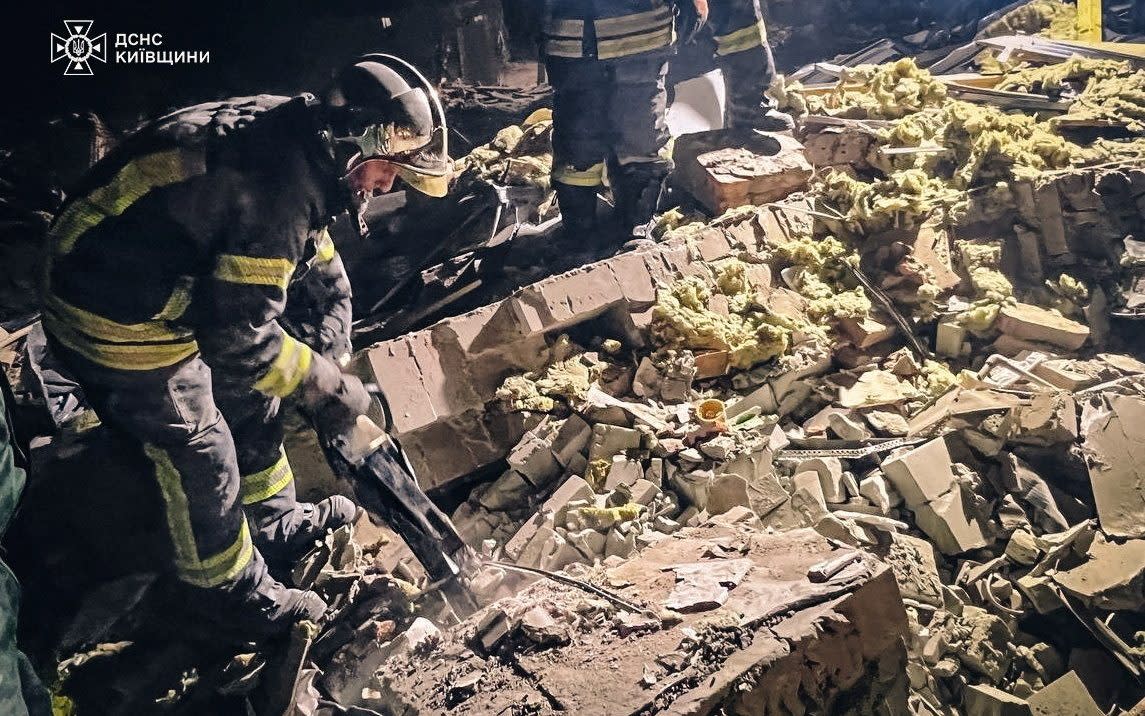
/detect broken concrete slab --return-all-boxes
[913,487,990,556]
[1052,532,1145,611]
[996,303,1089,351]
[881,438,957,509]
[1027,671,1104,716]
[964,683,1031,716]
[1081,393,1145,539]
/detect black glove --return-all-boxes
[676,0,709,45]
[302,354,372,437]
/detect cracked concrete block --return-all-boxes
[1027,671,1103,716]
[478,470,532,511]
[504,513,554,561]
[604,457,644,491]
[605,250,658,307]
[859,473,895,515]
[827,412,873,441]
[1052,532,1145,611]
[727,383,778,418]
[838,316,896,349]
[881,438,956,509]
[1082,393,1145,538]
[507,432,562,488]
[551,415,592,467]
[541,476,594,524]
[630,479,660,506]
[604,527,637,559]
[955,607,1014,683]
[515,525,557,567]
[792,471,828,511]
[883,532,943,607]
[964,684,1031,716]
[707,474,752,516]
[796,457,846,504]
[509,262,626,335]
[1012,393,1078,448]
[587,423,642,463]
[996,303,1089,351]
[913,487,990,555]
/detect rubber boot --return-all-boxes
[554,183,605,265]
[614,162,668,251]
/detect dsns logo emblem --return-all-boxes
[50,21,107,75]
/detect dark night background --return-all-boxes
[2,1,537,137]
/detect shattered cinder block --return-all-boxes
[1011,393,1078,448]
[1081,393,1145,539]
[1027,671,1104,716]
[881,438,957,509]
[838,316,896,349]
[706,474,752,516]
[587,423,642,464]
[955,607,1014,683]
[604,457,643,490]
[540,476,594,524]
[796,457,846,504]
[882,532,944,607]
[550,414,592,467]
[506,431,561,488]
[996,303,1089,351]
[673,129,812,213]
[1052,531,1145,611]
[913,487,990,555]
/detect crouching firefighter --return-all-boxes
[541,0,706,249]
[39,55,451,638]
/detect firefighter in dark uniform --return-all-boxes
[541,0,689,246]
[39,55,452,637]
[708,0,794,131]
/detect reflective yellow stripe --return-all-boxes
[543,17,584,37]
[553,162,606,188]
[543,38,585,58]
[598,26,675,59]
[44,294,193,344]
[154,277,196,321]
[253,333,313,398]
[715,21,767,56]
[42,315,199,370]
[213,254,295,290]
[314,229,336,264]
[596,7,673,37]
[241,447,294,504]
[49,149,205,256]
[144,445,254,588]
[1077,0,1102,42]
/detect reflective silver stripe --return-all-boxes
[597,26,674,60]
[543,37,585,58]
[596,7,673,37]
[543,16,584,38]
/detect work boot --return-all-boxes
[612,161,669,250]
[554,183,606,266]
[248,494,360,570]
[754,109,796,133]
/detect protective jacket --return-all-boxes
[42,94,347,392]
[541,0,676,60]
[39,95,356,616]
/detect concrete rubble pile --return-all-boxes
[321,29,1145,715]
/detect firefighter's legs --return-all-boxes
[607,54,671,239]
[213,381,357,571]
[547,58,610,241]
[51,350,324,637]
[710,0,791,131]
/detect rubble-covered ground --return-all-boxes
[8,1,1145,714]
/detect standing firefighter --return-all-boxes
[708,0,793,131]
[39,55,451,637]
[541,0,697,247]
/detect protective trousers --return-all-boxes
[708,0,778,130]
[547,53,671,238]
